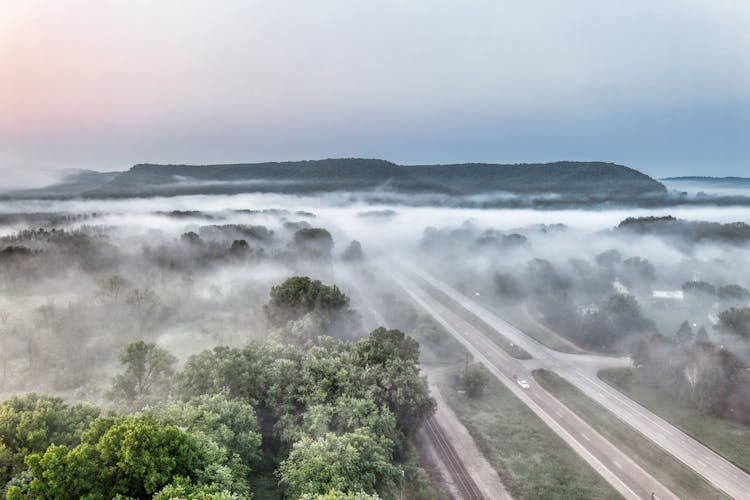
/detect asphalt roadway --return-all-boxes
[395,259,750,500]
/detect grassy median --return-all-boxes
[413,276,532,359]
[435,367,621,499]
[600,367,750,473]
[534,369,726,500]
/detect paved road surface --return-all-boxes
[342,275,508,499]
[400,260,750,500]
[389,269,677,500]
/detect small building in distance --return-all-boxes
[652,289,685,307]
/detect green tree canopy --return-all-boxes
[461,366,490,398]
[351,328,434,434]
[176,344,271,406]
[109,340,177,408]
[265,276,350,328]
[0,394,99,484]
[18,415,226,499]
[276,431,400,499]
[718,307,750,338]
[292,228,335,260]
[147,392,262,474]
[264,277,360,342]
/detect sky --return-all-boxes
[1,0,749,188]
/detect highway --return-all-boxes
[342,275,509,499]
[397,260,750,500]
[388,268,676,500]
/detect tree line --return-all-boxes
[1,277,436,499]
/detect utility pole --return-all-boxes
[400,468,405,500]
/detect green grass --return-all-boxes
[435,367,621,499]
[413,277,532,360]
[600,367,750,473]
[534,369,727,500]
[483,299,578,353]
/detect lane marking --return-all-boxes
[613,460,623,470]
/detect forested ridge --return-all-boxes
[12,159,666,200]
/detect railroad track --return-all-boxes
[424,416,485,500]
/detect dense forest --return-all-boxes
[1,277,435,499]
[2,196,750,498]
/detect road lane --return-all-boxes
[401,260,750,500]
[391,271,677,500]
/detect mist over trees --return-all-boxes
[1,259,434,498]
[2,194,750,497]
[417,214,750,424]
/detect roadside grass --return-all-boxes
[600,367,750,473]
[534,369,727,500]
[483,299,578,353]
[435,367,621,500]
[413,277,532,360]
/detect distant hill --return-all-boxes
[5,169,121,198]
[71,159,665,200]
[662,176,750,187]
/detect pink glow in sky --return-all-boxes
[1,0,749,187]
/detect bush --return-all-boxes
[461,366,490,398]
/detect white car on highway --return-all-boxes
[516,378,530,390]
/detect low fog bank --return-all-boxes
[662,178,750,198]
[1,193,749,424]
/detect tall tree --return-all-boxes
[276,431,400,498]
[109,341,177,407]
[718,308,750,339]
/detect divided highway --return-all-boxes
[396,260,750,500]
[388,269,676,500]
